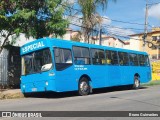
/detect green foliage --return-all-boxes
[0,0,69,48]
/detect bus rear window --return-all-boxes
[21,49,52,75]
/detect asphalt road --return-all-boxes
[0,85,160,120]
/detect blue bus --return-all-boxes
[20,37,151,96]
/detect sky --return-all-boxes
[68,0,160,39]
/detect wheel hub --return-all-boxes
[135,79,139,87]
[80,81,88,92]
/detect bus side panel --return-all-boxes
[55,66,78,92]
[89,66,106,88]
[137,66,152,83]
[120,66,151,85]
[107,66,122,87]
[120,66,135,85]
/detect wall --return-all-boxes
[128,36,140,51]
[0,33,34,47]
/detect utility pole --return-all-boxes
[99,27,102,45]
[143,0,148,52]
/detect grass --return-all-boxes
[0,92,24,100]
[142,80,160,86]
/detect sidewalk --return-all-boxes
[0,89,24,100]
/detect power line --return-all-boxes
[148,2,160,5]
[101,17,147,26]
[65,12,150,32]
[69,20,147,44]
[59,2,148,27]
[103,24,151,31]
[65,13,146,41]
[60,2,154,43]
[107,31,142,41]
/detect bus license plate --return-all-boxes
[32,88,37,91]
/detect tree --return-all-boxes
[0,0,69,53]
[77,0,116,43]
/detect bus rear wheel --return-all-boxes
[78,78,90,96]
[133,77,140,89]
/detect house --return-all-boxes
[92,35,126,48]
[129,27,160,60]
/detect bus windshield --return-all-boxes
[21,48,52,75]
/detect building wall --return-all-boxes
[123,42,130,49]
[91,37,126,49]
[115,39,124,48]
[62,30,72,40]
[128,36,140,51]
[129,29,160,59]
[0,33,34,47]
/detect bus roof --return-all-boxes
[20,37,148,55]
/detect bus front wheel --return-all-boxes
[133,77,140,89]
[78,78,90,96]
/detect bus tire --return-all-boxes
[133,77,140,89]
[78,77,90,96]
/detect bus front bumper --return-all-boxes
[21,79,56,93]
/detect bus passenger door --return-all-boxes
[54,47,77,92]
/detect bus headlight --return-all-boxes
[45,81,48,86]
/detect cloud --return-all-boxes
[102,16,111,25]
[148,3,160,19]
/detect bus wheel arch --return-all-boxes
[78,75,92,96]
[133,73,140,89]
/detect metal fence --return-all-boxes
[0,56,8,86]
[0,47,21,89]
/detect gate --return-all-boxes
[0,46,21,88]
[0,55,8,87]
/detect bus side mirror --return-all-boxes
[54,48,60,57]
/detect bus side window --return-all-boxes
[138,54,147,66]
[105,50,111,65]
[54,48,73,71]
[91,48,105,65]
[144,55,150,66]
[111,51,118,65]
[118,52,124,65]
[118,52,129,66]
[73,46,90,65]
[129,53,139,66]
